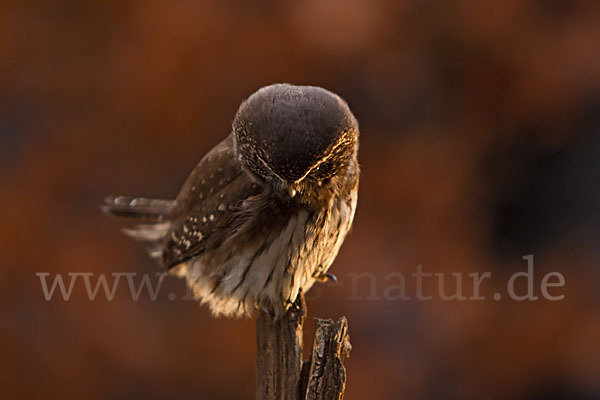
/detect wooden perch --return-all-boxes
[256,293,351,400]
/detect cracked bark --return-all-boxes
[256,293,351,400]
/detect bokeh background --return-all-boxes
[2,1,600,399]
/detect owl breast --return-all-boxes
[177,185,358,318]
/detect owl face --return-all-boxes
[233,84,359,200]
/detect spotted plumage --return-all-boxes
[103,83,359,318]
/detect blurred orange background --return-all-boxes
[2,1,600,399]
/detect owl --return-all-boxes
[104,84,359,318]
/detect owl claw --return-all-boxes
[316,272,338,284]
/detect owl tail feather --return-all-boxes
[102,196,175,259]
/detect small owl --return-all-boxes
[104,84,359,318]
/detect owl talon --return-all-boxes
[316,272,338,284]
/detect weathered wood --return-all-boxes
[256,294,306,400]
[255,292,351,400]
[304,318,351,400]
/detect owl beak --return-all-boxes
[288,186,297,198]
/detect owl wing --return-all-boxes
[161,134,261,269]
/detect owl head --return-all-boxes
[233,83,359,202]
